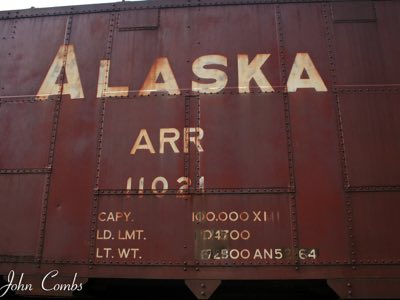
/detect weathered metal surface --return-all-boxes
[0,175,45,258]
[339,91,400,187]
[42,12,110,263]
[333,21,386,86]
[199,93,290,189]
[0,101,55,169]
[0,16,68,97]
[0,0,399,299]
[350,192,400,263]
[280,3,349,264]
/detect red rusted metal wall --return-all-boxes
[0,0,399,298]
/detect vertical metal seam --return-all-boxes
[0,17,14,97]
[275,4,299,268]
[322,3,356,269]
[195,95,201,192]
[1,19,18,95]
[184,96,190,193]
[157,7,161,27]
[183,7,190,197]
[0,19,17,111]
[116,10,121,29]
[89,11,116,267]
[36,15,73,264]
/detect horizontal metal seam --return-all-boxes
[0,168,51,174]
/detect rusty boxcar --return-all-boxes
[0,0,399,299]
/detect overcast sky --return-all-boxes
[0,0,142,11]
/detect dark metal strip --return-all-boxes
[336,85,400,93]
[195,96,201,191]
[0,168,51,174]
[94,187,293,195]
[184,96,191,189]
[346,186,400,192]
[0,256,36,263]
[0,96,58,103]
[118,26,158,31]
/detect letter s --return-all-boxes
[77,283,83,291]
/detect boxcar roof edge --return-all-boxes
[0,0,382,20]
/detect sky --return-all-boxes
[0,0,142,11]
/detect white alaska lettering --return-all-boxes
[36,45,328,100]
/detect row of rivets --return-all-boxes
[94,187,292,195]
[275,4,299,270]
[322,3,357,275]
[88,12,117,268]
[36,15,73,266]
[0,0,343,21]
[0,168,51,174]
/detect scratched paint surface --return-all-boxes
[0,1,399,298]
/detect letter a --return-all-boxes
[130,129,156,155]
[36,44,84,100]
[287,53,327,92]
[138,57,180,96]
